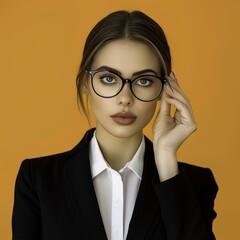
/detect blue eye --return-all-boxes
[135,78,153,87]
[99,75,117,84]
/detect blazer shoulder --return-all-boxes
[178,162,215,179]
[21,150,68,169]
[178,162,218,195]
[20,137,89,171]
[17,129,95,182]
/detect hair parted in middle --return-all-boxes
[76,10,172,119]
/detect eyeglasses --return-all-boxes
[88,69,168,102]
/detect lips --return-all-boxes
[110,111,137,125]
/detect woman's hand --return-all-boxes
[153,72,197,181]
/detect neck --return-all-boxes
[95,128,143,171]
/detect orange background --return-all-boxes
[0,0,239,239]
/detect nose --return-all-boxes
[116,83,134,106]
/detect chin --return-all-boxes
[106,124,143,139]
[95,116,148,140]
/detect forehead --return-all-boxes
[91,39,160,76]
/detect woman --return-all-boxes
[12,10,218,240]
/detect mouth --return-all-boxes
[110,111,137,125]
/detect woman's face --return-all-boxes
[87,39,161,139]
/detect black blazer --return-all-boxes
[12,129,218,240]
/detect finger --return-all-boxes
[166,75,185,96]
[165,76,194,114]
[170,72,180,85]
[173,108,181,124]
[159,87,171,116]
[165,96,196,127]
[167,72,188,97]
[165,83,192,113]
[170,72,177,81]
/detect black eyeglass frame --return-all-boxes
[87,69,169,102]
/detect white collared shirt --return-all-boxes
[89,132,145,240]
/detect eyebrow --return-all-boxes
[94,65,159,77]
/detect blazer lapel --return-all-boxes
[61,129,108,240]
[127,137,164,239]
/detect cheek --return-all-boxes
[139,102,158,123]
[90,97,101,115]
[90,95,112,116]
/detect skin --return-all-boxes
[86,39,197,180]
[153,74,197,181]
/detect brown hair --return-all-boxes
[76,10,171,120]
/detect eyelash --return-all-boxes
[135,79,153,87]
[98,75,117,84]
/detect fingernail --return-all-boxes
[169,72,174,78]
[170,72,178,82]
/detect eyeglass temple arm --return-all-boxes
[162,76,173,92]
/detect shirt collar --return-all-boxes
[118,137,145,179]
[89,131,109,178]
[89,131,145,180]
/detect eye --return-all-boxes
[135,78,153,87]
[99,75,117,84]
